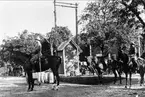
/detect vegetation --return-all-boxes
[1,0,145,67]
[0,26,72,68]
[79,0,145,56]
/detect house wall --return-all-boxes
[64,43,80,76]
[57,51,64,74]
[140,37,145,56]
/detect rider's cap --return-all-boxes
[36,36,41,41]
[131,42,135,45]
[96,54,102,57]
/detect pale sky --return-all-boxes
[1,0,144,45]
[0,0,92,44]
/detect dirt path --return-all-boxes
[0,75,145,97]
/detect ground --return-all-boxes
[0,74,145,97]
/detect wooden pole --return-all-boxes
[37,39,42,72]
[55,1,78,44]
[54,0,57,28]
[90,44,92,56]
[138,35,141,57]
[38,50,41,83]
[51,0,57,56]
[75,3,78,45]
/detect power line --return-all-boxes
[53,0,78,44]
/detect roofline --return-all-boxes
[57,37,82,52]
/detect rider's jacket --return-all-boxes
[129,46,136,55]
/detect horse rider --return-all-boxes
[128,42,138,71]
[30,36,42,65]
[36,36,42,57]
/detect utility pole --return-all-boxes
[54,1,78,44]
[54,0,57,28]
[75,3,78,44]
[50,0,57,56]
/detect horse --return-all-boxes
[136,57,145,86]
[117,48,138,88]
[107,53,122,84]
[86,56,96,75]
[8,38,61,91]
[136,53,145,86]
[25,55,61,91]
[26,38,61,91]
[86,55,107,84]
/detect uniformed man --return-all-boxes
[129,42,138,72]
[129,43,136,57]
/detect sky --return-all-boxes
[0,0,145,45]
[0,0,92,44]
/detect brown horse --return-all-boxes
[86,55,107,84]
[117,48,138,88]
[107,53,122,84]
[136,56,145,86]
[27,56,61,91]
[26,38,61,91]
[8,38,61,91]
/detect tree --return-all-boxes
[79,0,139,55]
[79,1,119,54]
[0,26,72,67]
[46,26,73,47]
[0,30,44,67]
[121,0,145,28]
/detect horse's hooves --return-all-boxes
[140,84,144,86]
[55,87,58,91]
[52,85,59,90]
[125,86,127,88]
[52,85,55,90]
[52,87,57,90]
[27,89,33,92]
[27,89,31,92]
[140,84,143,86]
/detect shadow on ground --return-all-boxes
[60,75,125,85]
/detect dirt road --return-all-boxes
[0,75,145,97]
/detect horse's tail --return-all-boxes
[124,53,129,64]
[57,56,61,70]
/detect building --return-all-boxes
[57,37,82,76]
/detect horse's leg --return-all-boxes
[26,72,32,91]
[100,73,103,84]
[129,71,132,88]
[118,71,122,84]
[55,70,60,89]
[31,79,35,91]
[112,69,117,84]
[118,69,122,84]
[125,72,128,88]
[140,70,144,86]
[51,69,59,90]
[97,69,103,84]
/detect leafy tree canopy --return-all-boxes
[79,0,140,55]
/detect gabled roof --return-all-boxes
[57,37,82,53]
